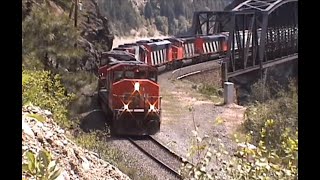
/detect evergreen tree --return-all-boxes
[144,1,153,19]
[22,4,83,71]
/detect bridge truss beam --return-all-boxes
[191,0,297,79]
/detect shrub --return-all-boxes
[181,80,298,179]
[22,149,61,180]
[244,80,298,150]
[181,123,298,180]
[22,70,74,128]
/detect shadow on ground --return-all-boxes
[79,109,109,133]
[72,92,111,133]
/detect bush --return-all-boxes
[22,70,75,128]
[231,126,298,179]
[22,149,61,180]
[197,84,223,103]
[198,84,219,96]
[181,121,298,180]
[181,80,298,180]
[244,80,298,150]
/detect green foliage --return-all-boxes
[22,149,61,180]
[199,84,219,96]
[155,16,168,35]
[102,0,142,36]
[181,82,298,180]
[100,0,229,36]
[230,128,298,179]
[181,125,298,180]
[26,114,46,123]
[244,80,298,150]
[197,84,223,103]
[250,78,281,102]
[72,131,155,180]
[22,3,83,71]
[144,1,153,19]
[22,70,75,128]
[51,0,72,10]
[180,108,230,179]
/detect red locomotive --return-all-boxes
[98,50,161,135]
[97,33,229,136]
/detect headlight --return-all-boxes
[134,82,140,91]
[124,104,129,110]
[149,104,155,112]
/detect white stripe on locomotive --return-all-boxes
[191,43,195,55]
[187,43,191,57]
[154,51,158,65]
[162,49,165,63]
[155,50,159,65]
[206,42,210,52]
[157,50,161,64]
[160,49,163,64]
[215,41,219,52]
[203,43,207,53]
[183,44,188,57]
[150,51,154,65]
[209,42,214,52]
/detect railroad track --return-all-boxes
[176,68,216,80]
[171,57,224,80]
[128,136,193,179]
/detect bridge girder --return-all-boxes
[191,0,298,76]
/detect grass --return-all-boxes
[69,130,155,180]
[197,84,223,104]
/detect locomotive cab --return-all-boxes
[98,51,161,135]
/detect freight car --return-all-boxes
[98,32,237,136]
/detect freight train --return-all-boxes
[98,33,231,135]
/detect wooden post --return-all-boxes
[74,0,78,27]
[221,61,228,87]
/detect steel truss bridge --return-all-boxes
[191,0,298,81]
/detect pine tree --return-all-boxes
[22,3,83,71]
[144,1,153,19]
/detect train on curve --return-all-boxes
[98,33,231,135]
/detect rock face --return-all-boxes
[22,105,130,180]
[77,0,114,74]
[22,0,114,74]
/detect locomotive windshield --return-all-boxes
[113,69,157,82]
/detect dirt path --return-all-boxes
[155,70,247,164]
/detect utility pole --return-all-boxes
[74,0,78,27]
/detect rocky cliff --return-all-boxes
[22,105,130,180]
[22,0,114,74]
[76,0,114,73]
